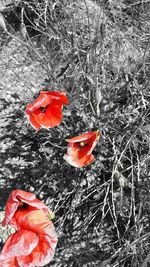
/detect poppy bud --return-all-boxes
[0,12,7,32]
[20,22,27,40]
[95,88,102,116]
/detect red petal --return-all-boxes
[64,151,95,168]
[25,93,51,114]
[26,114,41,130]
[2,190,49,227]
[1,229,38,259]
[14,210,52,232]
[18,226,57,266]
[1,205,57,267]
[33,102,63,128]
[0,257,19,267]
[66,132,99,160]
[66,130,100,143]
[40,91,69,105]
[15,210,58,266]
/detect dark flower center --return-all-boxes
[17,201,28,210]
[40,107,46,113]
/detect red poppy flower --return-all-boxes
[64,130,100,168]
[0,209,58,267]
[0,190,57,267]
[25,91,69,130]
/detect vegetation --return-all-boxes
[0,0,150,266]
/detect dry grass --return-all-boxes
[0,0,150,266]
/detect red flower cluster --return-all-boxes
[25,90,101,168]
[64,130,100,168]
[0,190,58,267]
[25,91,69,130]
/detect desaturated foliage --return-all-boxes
[0,0,150,266]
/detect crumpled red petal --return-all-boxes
[1,211,57,267]
[64,131,100,168]
[0,257,19,267]
[66,130,100,143]
[25,91,68,130]
[25,93,51,114]
[15,209,58,266]
[2,190,49,227]
[0,229,38,259]
[64,142,95,167]
[26,113,41,130]
[64,151,95,168]
[1,210,58,267]
[17,227,57,267]
[14,209,52,232]
[40,91,69,105]
[31,102,63,128]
